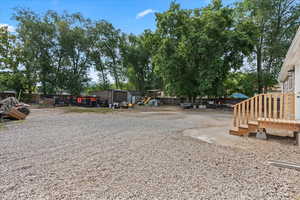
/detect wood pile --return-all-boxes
[7,108,27,120]
[0,97,30,120]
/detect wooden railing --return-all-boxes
[233,93,295,127]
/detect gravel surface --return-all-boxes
[0,108,299,200]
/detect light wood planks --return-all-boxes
[273,94,278,119]
[233,106,237,127]
[7,108,26,120]
[255,96,258,119]
[280,94,283,119]
[268,94,272,118]
[232,93,295,130]
[264,94,267,118]
[259,95,262,118]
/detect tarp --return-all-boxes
[230,93,249,99]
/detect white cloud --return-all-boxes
[136,9,156,19]
[0,24,16,32]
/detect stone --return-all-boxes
[256,131,268,140]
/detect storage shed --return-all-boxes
[91,89,128,105]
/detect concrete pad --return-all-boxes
[183,127,245,148]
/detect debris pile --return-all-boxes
[0,97,30,120]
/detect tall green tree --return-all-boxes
[14,9,50,94]
[14,9,95,95]
[120,32,160,93]
[236,0,300,93]
[57,13,93,95]
[89,20,111,90]
[153,0,254,99]
[224,71,258,97]
[0,26,26,93]
[93,21,124,89]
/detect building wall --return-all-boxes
[282,69,295,93]
[279,26,300,82]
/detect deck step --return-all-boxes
[238,125,250,135]
[248,121,259,133]
[239,125,248,129]
[248,121,258,126]
[229,127,242,136]
[229,127,249,136]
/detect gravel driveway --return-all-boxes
[0,108,299,200]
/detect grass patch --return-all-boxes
[30,104,55,109]
[62,107,116,114]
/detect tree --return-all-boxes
[14,9,95,95]
[120,31,160,94]
[236,0,300,93]
[92,21,124,89]
[14,9,47,94]
[0,26,26,93]
[57,13,93,95]
[153,1,254,99]
[89,20,111,90]
[224,71,258,97]
[0,26,16,70]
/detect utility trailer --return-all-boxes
[76,96,99,107]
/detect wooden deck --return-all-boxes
[229,93,298,136]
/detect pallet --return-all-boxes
[7,108,27,120]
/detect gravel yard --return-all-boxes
[0,107,299,200]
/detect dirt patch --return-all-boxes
[61,107,117,114]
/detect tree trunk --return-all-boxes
[42,71,47,95]
[257,49,263,94]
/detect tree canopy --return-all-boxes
[0,0,299,98]
[153,0,255,99]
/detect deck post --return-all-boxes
[295,65,300,120]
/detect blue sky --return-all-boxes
[1,0,237,34]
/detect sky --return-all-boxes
[0,0,238,35]
[0,0,237,82]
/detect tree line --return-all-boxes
[0,0,299,99]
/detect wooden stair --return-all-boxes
[229,93,296,136]
[230,121,258,136]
